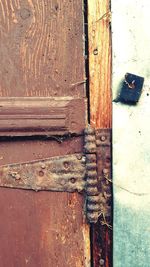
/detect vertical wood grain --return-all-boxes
[0,1,90,267]
[0,0,85,97]
[88,1,112,267]
[88,0,111,129]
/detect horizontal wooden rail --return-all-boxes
[0,97,86,136]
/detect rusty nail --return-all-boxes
[93,48,98,55]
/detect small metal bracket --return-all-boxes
[0,126,112,224]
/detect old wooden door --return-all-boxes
[0,1,91,267]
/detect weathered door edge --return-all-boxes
[88,1,112,266]
[112,1,150,266]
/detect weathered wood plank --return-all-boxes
[88,1,112,266]
[0,135,91,267]
[88,0,111,129]
[0,0,85,97]
[0,1,90,267]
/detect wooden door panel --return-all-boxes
[0,1,89,267]
[0,190,86,267]
[0,137,90,267]
[0,0,85,97]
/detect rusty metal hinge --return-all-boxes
[84,127,112,224]
[0,126,111,224]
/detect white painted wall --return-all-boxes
[112,1,150,266]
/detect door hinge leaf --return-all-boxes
[0,126,112,225]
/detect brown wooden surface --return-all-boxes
[88,1,112,267]
[88,0,111,129]
[0,97,86,136]
[0,0,85,98]
[0,1,90,267]
[0,138,90,267]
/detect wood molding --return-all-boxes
[0,97,86,136]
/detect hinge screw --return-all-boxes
[99,259,105,266]
[100,135,106,142]
[70,178,76,184]
[76,155,82,160]
[41,164,46,169]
